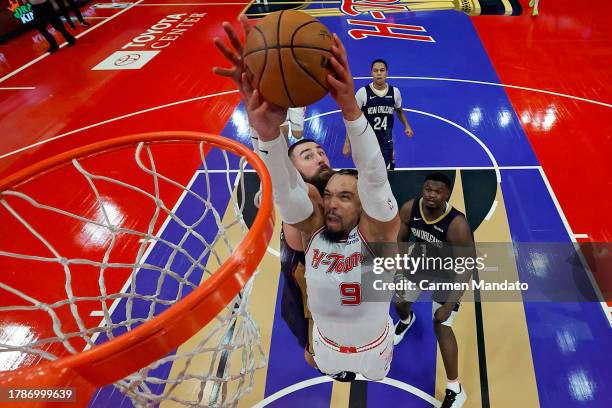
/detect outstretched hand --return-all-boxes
[213,16,286,141]
[240,73,287,141]
[212,15,252,98]
[326,34,361,121]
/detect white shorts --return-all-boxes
[283,107,305,132]
[312,316,394,381]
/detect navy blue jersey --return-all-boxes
[408,198,464,244]
[362,85,396,149]
[279,225,311,350]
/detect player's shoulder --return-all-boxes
[447,210,471,237]
[449,206,467,221]
[355,86,367,106]
[399,199,416,222]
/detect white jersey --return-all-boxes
[305,225,390,346]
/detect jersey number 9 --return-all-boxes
[340,282,361,305]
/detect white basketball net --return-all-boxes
[0,140,267,407]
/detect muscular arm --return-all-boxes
[398,199,414,242]
[345,114,400,242]
[444,215,475,305]
[282,223,304,252]
[255,130,324,235]
[325,35,399,241]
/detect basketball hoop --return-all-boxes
[0,132,274,407]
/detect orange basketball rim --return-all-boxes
[0,131,275,407]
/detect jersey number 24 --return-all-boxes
[373,116,388,130]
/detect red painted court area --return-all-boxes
[0,0,246,368]
[472,2,612,303]
[473,2,612,243]
[0,1,245,177]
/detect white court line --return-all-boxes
[266,246,280,257]
[305,108,501,183]
[574,233,589,239]
[484,200,498,221]
[0,0,144,85]
[0,87,35,90]
[353,76,612,109]
[405,108,501,183]
[306,107,502,219]
[252,375,440,408]
[86,168,202,348]
[537,167,611,328]
[196,165,541,174]
[0,90,238,161]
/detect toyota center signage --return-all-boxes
[92,12,205,71]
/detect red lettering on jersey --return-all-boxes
[326,253,343,273]
[345,252,364,272]
[347,20,435,42]
[311,250,364,273]
[311,249,325,269]
[341,0,406,17]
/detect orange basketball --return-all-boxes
[243,11,333,108]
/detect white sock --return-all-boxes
[447,379,461,393]
[401,312,414,324]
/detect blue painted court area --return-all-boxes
[89,171,235,407]
[502,169,611,408]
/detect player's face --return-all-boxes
[322,174,361,241]
[422,180,450,209]
[290,142,334,186]
[371,62,388,87]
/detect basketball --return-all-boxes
[243,10,334,108]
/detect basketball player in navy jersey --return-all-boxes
[393,173,473,408]
[343,59,413,170]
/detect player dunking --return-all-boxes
[213,19,361,379]
[343,59,413,170]
[393,173,474,408]
[214,21,400,379]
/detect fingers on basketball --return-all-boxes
[242,10,334,108]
